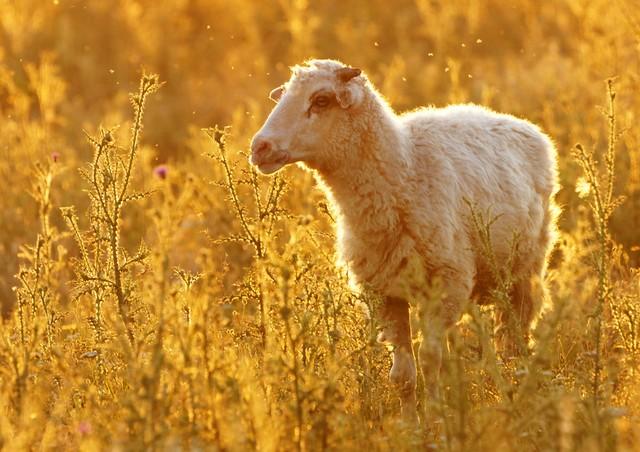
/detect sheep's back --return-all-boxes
[400,104,558,270]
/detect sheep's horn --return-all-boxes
[335,67,361,83]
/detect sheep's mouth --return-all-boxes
[250,151,290,175]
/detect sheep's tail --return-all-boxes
[531,186,562,332]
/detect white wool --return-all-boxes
[252,58,560,323]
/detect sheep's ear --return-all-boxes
[336,85,365,109]
[335,67,361,83]
[269,85,285,103]
[336,87,354,109]
[334,67,362,108]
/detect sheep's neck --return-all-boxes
[316,120,407,235]
[312,117,415,291]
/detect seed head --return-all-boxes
[143,73,159,88]
[100,129,115,147]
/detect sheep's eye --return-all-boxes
[312,95,331,108]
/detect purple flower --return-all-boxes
[51,152,60,163]
[154,164,168,180]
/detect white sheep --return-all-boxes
[250,59,559,419]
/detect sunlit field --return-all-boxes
[1,1,640,450]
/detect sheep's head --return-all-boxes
[250,59,365,174]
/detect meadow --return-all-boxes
[1,0,640,450]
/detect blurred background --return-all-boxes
[1,0,640,310]
[2,3,640,449]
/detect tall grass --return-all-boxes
[1,1,640,450]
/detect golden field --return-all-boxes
[1,0,640,450]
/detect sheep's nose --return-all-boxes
[251,138,272,158]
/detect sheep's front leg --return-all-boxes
[418,318,446,401]
[377,296,418,420]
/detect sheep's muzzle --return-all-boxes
[250,137,290,174]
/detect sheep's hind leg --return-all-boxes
[378,296,418,421]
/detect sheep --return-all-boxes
[249,59,559,419]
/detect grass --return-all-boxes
[1,1,640,450]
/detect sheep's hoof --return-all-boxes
[398,384,418,425]
[400,400,419,425]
